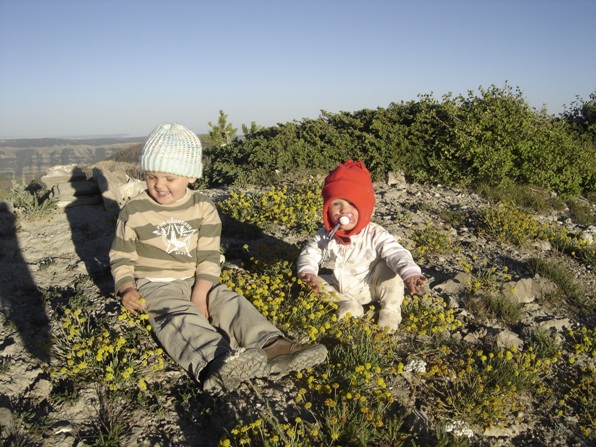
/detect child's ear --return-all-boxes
[187,177,198,184]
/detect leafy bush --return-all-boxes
[205,85,596,198]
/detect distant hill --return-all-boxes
[0,137,146,148]
[0,137,146,187]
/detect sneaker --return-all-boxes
[263,337,328,379]
[202,347,268,392]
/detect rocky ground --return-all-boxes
[0,178,595,447]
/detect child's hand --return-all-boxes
[191,279,213,320]
[300,272,321,292]
[404,275,427,296]
[192,294,209,320]
[120,287,145,316]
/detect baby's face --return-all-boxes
[328,199,358,230]
[145,172,196,205]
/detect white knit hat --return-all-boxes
[139,122,203,178]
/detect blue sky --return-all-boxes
[0,0,594,139]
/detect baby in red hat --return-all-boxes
[297,160,426,331]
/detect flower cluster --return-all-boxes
[51,305,166,392]
[218,181,323,235]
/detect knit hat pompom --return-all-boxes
[322,159,375,241]
[140,122,203,179]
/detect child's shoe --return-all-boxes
[202,347,268,392]
[262,337,327,379]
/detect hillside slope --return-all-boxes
[0,179,595,446]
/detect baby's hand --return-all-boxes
[300,272,321,293]
[404,275,427,296]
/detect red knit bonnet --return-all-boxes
[322,160,375,244]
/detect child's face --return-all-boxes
[145,172,196,205]
[328,198,358,230]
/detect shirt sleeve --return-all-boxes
[297,228,328,276]
[109,210,139,292]
[194,199,222,284]
[373,227,422,280]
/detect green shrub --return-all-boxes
[205,85,596,198]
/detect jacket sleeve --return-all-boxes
[194,199,222,284]
[109,210,139,292]
[373,227,422,280]
[297,228,327,276]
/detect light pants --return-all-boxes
[319,261,405,331]
[136,278,282,381]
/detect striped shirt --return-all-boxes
[109,189,222,292]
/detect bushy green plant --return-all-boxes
[205,86,596,198]
[562,90,596,141]
[0,177,55,216]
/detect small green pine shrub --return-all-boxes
[465,294,522,324]
[459,262,522,323]
[526,327,561,360]
[439,205,468,228]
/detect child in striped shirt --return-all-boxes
[109,122,326,392]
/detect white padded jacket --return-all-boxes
[297,222,422,295]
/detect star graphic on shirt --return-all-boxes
[153,218,197,257]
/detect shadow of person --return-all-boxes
[0,205,51,362]
[217,209,305,268]
[63,197,119,297]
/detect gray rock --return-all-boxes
[0,407,15,438]
[495,328,524,350]
[40,164,87,189]
[51,180,100,198]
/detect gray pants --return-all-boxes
[319,261,405,330]
[136,278,282,380]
